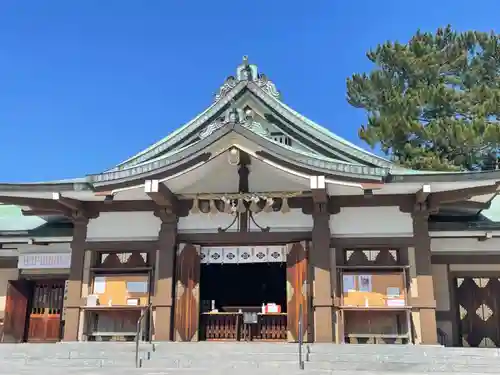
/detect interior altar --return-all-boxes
[198,245,288,341]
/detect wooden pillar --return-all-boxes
[310,200,334,342]
[411,211,438,344]
[173,243,201,341]
[286,241,309,342]
[153,211,177,341]
[330,247,341,343]
[63,216,88,341]
[77,249,92,341]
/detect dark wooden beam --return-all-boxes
[310,176,328,203]
[84,200,158,212]
[21,209,69,216]
[416,184,431,204]
[52,192,82,212]
[238,151,251,232]
[178,231,311,245]
[0,196,66,211]
[440,200,492,210]
[144,180,177,208]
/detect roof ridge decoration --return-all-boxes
[199,101,270,139]
[214,56,280,102]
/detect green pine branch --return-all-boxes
[347,25,500,171]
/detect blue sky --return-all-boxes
[1,0,499,182]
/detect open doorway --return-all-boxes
[199,262,287,341]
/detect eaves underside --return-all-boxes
[88,123,390,187]
[428,219,500,231]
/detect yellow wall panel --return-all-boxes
[342,272,406,308]
[92,274,150,306]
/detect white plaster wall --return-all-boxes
[330,206,413,237]
[249,209,313,232]
[248,158,310,192]
[431,238,500,253]
[16,243,71,254]
[178,213,238,233]
[178,209,313,233]
[0,268,18,320]
[449,263,500,272]
[87,211,161,241]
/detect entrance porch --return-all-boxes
[173,243,309,343]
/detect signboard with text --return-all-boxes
[18,253,71,269]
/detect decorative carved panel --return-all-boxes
[344,249,399,266]
[455,277,500,347]
[95,251,149,269]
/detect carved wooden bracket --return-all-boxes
[154,208,178,225]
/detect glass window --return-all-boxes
[126,281,148,293]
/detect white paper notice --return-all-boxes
[93,277,106,294]
[386,299,405,307]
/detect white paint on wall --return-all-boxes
[330,206,413,237]
[431,238,500,253]
[87,211,161,241]
[178,213,238,233]
[449,263,500,272]
[16,243,71,254]
[249,209,313,232]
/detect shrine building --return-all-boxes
[0,57,500,347]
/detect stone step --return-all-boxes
[0,341,498,374]
[145,352,500,365]
[0,369,332,375]
[144,355,500,365]
[0,351,152,360]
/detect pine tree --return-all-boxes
[347,25,500,171]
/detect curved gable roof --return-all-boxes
[107,57,398,175]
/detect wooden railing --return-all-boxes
[201,313,240,340]
[437,327,448,346]
[298,303,304,370]
[200,312,287,341]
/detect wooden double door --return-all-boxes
[3,279,65,343]
[455,277,500,347]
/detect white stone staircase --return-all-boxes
[0,341,498,374]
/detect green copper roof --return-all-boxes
[107,58,397,174]
[481,196,500,222]
[0,204,47,232]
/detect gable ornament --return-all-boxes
[214,56,281,102]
